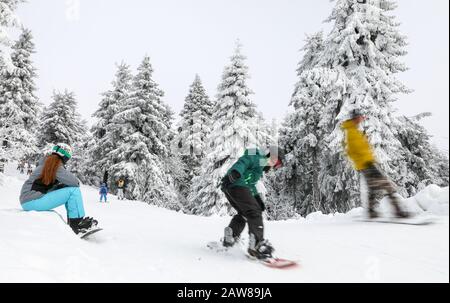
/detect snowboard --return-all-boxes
[354,215,435,226]
[207,241,299,270]
[246,254,299,269]
[79,228,103,239]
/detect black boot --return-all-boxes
[68,217,82,234]
[248,235,275,260]
[68,217,98,235]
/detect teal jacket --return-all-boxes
[225,149,269,196]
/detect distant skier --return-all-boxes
[342,110,410,219]
[99,183,108,203]
[220,147,285,260]
[26,163,33,176]
[117,178,125,200]
[19,143,99,235]
[19,161,25,174]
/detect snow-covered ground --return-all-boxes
[0,163,448,283]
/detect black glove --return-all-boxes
[221,170,241,189]
[255,195,266,211]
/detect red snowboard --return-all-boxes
[248,255,299,269]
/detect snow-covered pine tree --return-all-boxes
[296,31,325,73]
[66,119,91,182]
[267,32,326,217]
[175,74,213,205]
[265,31,349,217]
[0,0,22,71]
[108,56,178,209]
[38,90,86,147]
[433,150,450,187]
[283,69,349,216]
[177,74,213,160]
[188,41,270,216]
[90,62,133,186]
[0,28,41,162]
[255,111,274,148]
[395,113,449,193]
[317,0,413,212]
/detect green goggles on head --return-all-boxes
[52,145,72,163]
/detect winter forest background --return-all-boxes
[1,0,448,220]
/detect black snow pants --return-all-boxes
[223,186,264,243]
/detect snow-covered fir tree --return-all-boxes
[395,113,449,194]
[296,31,325,73]
[89,62,133,186]
[38,90,86,147]
[255,111,274,148]
[176,74,213,160]
[188,41,271,216]
[280,68,348,216]
[0,28,41,162]
[266,31,350,217]
[267,32,327,216]
[0,0,22,71]
[66,119,90,182]
[175,74,213,204]
[107,56,178,209]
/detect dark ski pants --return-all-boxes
[361,164,403,215]
[223,186,264,243]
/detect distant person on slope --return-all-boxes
[117,178,125,200]
[20,143,99,235]
[99,183,108,203]
[342,110,410,219]
[19,161,25,174]
[27,163,33,176]
[220,147,285,260]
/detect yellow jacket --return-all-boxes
[342,120,375,171]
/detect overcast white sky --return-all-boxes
[16,0,449,150]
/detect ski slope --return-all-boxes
[0,163,448,283]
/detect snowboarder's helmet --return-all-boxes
[350,109,364,120]
[51,143,73,164]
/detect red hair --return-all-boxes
[39,154,62,186]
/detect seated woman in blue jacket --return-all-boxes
[20,143,99,235]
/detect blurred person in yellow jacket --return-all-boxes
[342,110,410,219]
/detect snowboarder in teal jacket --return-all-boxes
[220,147,285,260]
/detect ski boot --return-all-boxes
[222,227,240,248]
[248,235,275,261]
[68,217,99,235]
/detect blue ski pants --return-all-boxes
[22,187,85,219]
